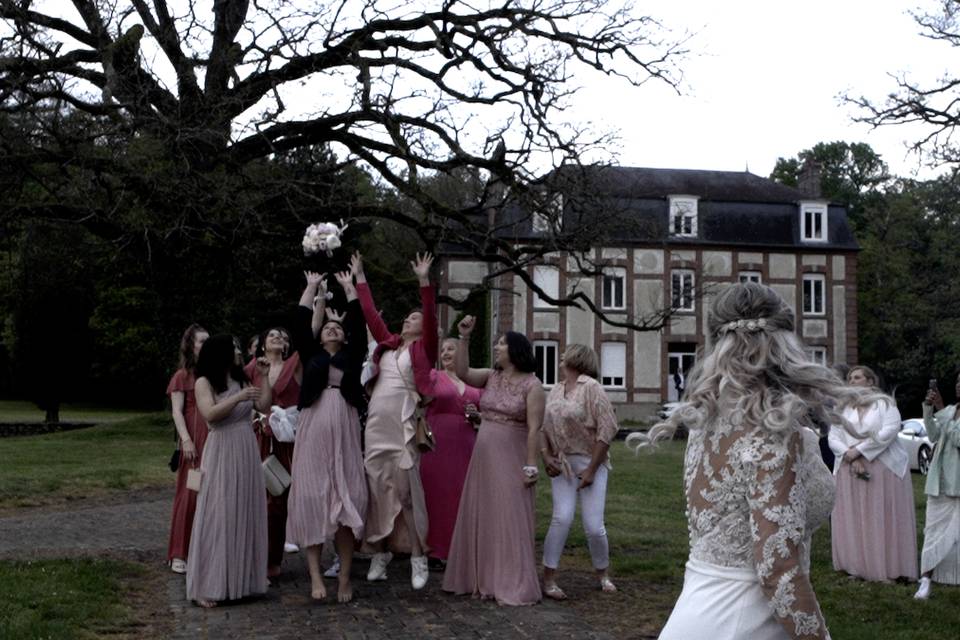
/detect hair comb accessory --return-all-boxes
[719,317,768,334]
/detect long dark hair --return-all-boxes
[504,331,537,373]
[177,323,207,371]
[196,334,248,393]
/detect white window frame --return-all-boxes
[671,269,695,312]
[669,196,699,237]
[738,271,762,284]
[533,340,558,387]
[802,274,826,316]
[600,342,626,389]
[806,346,827,366]
[532,265,559,309]
[601,267,627,311]
[800,202,828,243]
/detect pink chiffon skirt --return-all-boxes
[831,458,918,581]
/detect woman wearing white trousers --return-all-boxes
[540,344,620,599]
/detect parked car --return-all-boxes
[899,419,933,475]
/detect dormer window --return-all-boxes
[669,196,698,237]
[800,202,828,243]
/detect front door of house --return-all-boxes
[667,351,696,402]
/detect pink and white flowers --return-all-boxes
[302,220,348,256]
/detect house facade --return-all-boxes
[436,167,859,419]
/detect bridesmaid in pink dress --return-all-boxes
[244,326,301,578]
[443,318,546,606]
[166,323,209,574]
[419,338,482,561]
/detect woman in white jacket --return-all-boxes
[828,365,918,582]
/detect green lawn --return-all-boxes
[0,558,149,640]
[0,412,174,509]
[0,400,149,423]
[1,416,957,638]
[544,441,960,640]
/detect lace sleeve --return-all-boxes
[747,430,829,640]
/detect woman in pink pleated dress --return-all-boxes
[443,317,546,606]
[419,338,482,562]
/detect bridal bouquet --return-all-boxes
[302,220,349,257]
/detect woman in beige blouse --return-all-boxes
[540,344,620,599]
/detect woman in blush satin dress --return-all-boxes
[166,323,209,574]
[186,335,272,608]
[354,251,438,590]
[829,365,918,583]
[419,338,482,562]
[443,318,546,606]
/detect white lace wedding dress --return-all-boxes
[659,422,834,640]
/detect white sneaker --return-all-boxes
[914,576,932,600]
[284,542,300,553]
[324,557,341,578]
[366,552,392,581]
[170,558,186,574]
[411,555,429,590]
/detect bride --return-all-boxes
[632,283,881,640]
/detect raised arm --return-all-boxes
[454,315,492,388]
[334,269,368,364]
[412,252,438,363]
[351,251,393,343]
[748,430,829,640]
[293,272,325,363]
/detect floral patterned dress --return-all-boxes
[659,422,835,640]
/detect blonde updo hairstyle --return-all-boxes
[630,282,884,449]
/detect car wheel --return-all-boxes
[918,445,932,476]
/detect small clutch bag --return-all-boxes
[263,454,292,496]
[186,467,203,492]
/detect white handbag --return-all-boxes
[262,454,291,497]
[268,405,299,443]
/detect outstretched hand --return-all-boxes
[334,269,357,300]
[458,315,476,337]
[349,252,365,283]
[326,307,346,323]
[411,252,434,283]
[304,271,324,287]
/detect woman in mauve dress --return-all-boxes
[419,338,482,562]
[829,365,918,582]
[286,270,369,603]
[443,318,546,606]
[166,323,209,574]
[354,251,437,590]
[187,335,272,608]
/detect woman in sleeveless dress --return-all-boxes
[631,282,884,639]
[286,270,369,603]
[443,321,546,606]
[166,323,209,573]
[186,335,273,608]
[419,338,482,562]
[353,251,438,590]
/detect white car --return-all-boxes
[899,419,933,475]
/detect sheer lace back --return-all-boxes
[684,421,834,639]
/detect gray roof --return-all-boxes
[494,165,859,251]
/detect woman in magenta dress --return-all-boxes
[285,270,369,603]
[244,324,301,578]
[443,318,546,606]
[166,323,209,574]
[419,338,482,562]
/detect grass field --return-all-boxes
[0,412,173,510]
[1,413,958,638]
[0,400,149,424]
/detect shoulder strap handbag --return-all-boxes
[262,438,291,496]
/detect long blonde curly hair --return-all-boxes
[628,282,883,450]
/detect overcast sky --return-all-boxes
[565,0,951,179]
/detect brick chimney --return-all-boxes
[798,158,822,198]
